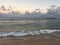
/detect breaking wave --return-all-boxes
[0,29,60,37]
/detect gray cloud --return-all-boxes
[0,5,6,11]
[0,5,60,19]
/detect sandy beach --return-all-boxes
[0,34,60,45]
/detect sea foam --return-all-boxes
[0,29,60,37]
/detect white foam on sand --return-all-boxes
[0,29,60,37]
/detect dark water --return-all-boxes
[0,19,60,31]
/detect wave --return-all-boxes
[0,29,60,37]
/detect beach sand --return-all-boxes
[0,35,60,45]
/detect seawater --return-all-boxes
[0,19,60,31]
[0,19,60,37]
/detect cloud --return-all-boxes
[0,5,6,11]
[0,5,12,11]
[0,5,60,19]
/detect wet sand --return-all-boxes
[0,35,60,45]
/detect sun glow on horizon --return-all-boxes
[0,5,47,13]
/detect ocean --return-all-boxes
[0,19,60,37]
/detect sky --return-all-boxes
[0,0,60,13]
